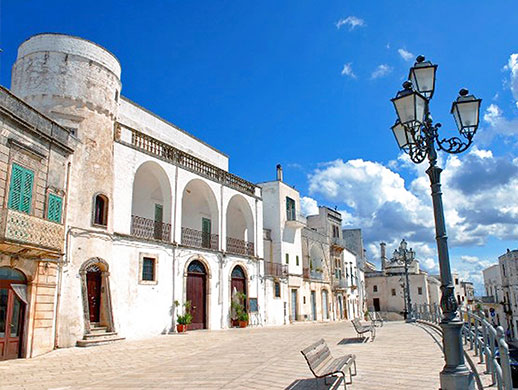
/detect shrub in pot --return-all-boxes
[238,311,249,328]
[174,300,192,333]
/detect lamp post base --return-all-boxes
[439,320,475,390]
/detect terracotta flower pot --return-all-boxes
[239,320,248,328]
[177,324,187,333]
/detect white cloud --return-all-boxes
[371,64,392,79]
[460,255,480,264]
[300,196,319,216]
[504,53,518,106]
[398,49,414,62]
[341,63,356,79]
[336,16,365,30]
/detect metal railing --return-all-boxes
[226,237,254,257]
[461,309,513,390]
[181,227,219,250]
[264,262,288,278]
[414,304,513,390]
[131,215,171,242]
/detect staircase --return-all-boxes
[76,323,125,347]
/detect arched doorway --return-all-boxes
[186,260,207,330]
[86,264,102,323]
[230,265,247,326]
[0,267,26,360]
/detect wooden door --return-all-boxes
[201,218,211,248]
[87,271,102,323]
[187,262,206,330]
[0,267,26,361]
[154,204,163,240]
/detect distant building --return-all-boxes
[482,263,506,331]
[365,240,441,319]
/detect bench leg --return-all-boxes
[351,360,357,376]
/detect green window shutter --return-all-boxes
[8,164,34,213]
[47,194,63,223]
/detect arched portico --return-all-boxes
[131,161,172,242]
[225,195,255,256]
[181,179,219,250]
[79,258,114,334]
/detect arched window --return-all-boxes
[93,194,108,226]
[187,260,206,274]
[231,266,245,279]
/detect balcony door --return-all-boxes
[153,204,163,240]
[202,218,211,249]
[0,267,26,361]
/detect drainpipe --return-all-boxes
[171,243,177,332]
[54,161,72,349]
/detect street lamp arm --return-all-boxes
[437,134,473,154]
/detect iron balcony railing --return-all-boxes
[226,237,254,257]
[414,304,513,390]
[310,270,323,280]
[333,278,348,289]
[181,227,219,250]
[264,262,288,278]
[131,215,171,242]
[116,124,257,196]
[331,236,346,249]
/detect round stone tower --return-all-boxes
[11,33,121,231]
[11,34,122,346]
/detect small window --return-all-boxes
[274,282,281,298]
[139,255,157,284]
[418,287,423,295]
[285,253,289,264]
[47,193,63,223]
[373,285,378,293]
[296,256,299,266]
[391,288,396,296]
[93,194,108,226]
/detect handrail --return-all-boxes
[414,304,513,390]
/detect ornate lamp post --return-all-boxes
[390,55,481,390]
[396,240,416,323]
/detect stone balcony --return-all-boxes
[0,208,64,258]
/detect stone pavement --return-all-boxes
[0,321,445,390]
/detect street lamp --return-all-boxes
[394,240,415,322]
[390,55,481,390]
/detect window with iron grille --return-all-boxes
[274,282,281,298]
[139,254,158,284]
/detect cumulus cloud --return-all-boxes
[300,196,319,216]
[504,53,518,106]
[398,49,414,62]
[371,64,392,79]
[461,255,480,264]
[336,16,365,30]
[341,63,356,78]
[307,149,518,270]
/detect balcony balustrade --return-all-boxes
[0,208,64,258]
[331,236,345,249]
[181,227,219,250]
[264,262,288,278]
[116,124,257,196]
[131,215,171,242]
[286,211,306,228]
[226,237,254,257]
[333,278,348,290]
[310,270,324,280]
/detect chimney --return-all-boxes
[276,164,283,181]
[380,242,387,270]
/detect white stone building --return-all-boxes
[482,264,506,331]
[260,166,363,324]
[10,33,264,348]
[365,240,441,319]
[498,249,518,339]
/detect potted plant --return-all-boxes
[238,311,249,328]
[230,292,248,328]
[174,300,192,333]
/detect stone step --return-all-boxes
[84,331,118,340]
[76,335,125,348]
[90,326,109,333]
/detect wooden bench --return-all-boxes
[368,311,384,328]
[300,339,356,389]
[352,318,376,340]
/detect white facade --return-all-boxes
[10,33,265,347]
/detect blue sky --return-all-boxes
[2,1,518,292]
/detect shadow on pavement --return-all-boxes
[337,337,368,345]
[285,376,343,389]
